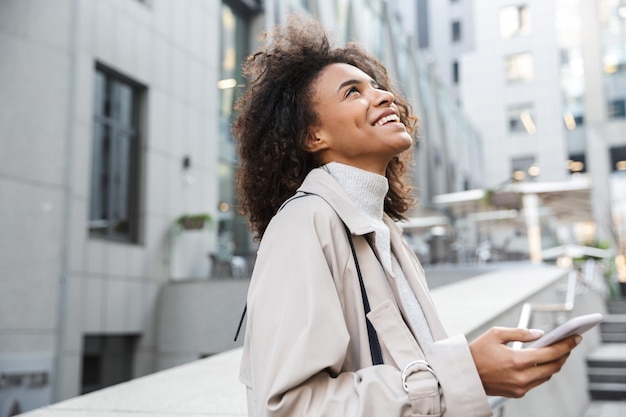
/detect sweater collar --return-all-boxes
[322,162,388,222]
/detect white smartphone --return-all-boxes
[527,313,604,348]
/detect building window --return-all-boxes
[511,156,538,181]
[288,0,309,9]
[567,154,587,174]
[611,146,626,172]
[81,335,139,394]
[505,52,534,82]
[500,5,530,39]
[451,20,461,42]
[603,46,626,75]
[417,0,430,48]
[563,90,585,129]
[218,2,257,270]
[608,98,626,119]
[507,104,537,134]
[452,60,459,84]
[563,112,584,129]
[89,66,143,242]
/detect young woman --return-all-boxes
[234,16,580,417]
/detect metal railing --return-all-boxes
[489,259,603,415]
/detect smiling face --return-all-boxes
[306,63,413,175]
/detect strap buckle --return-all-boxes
[401,360,439,393]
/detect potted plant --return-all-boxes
[171,213,216,281]
[175,213,213,231]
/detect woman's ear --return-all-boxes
[304,130,328,153]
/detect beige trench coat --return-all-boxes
[240,168,492,417]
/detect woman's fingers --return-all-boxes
[469,327,582,398]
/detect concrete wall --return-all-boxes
[157,278,249,370]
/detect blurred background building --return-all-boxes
[419,0,626,265]
[0,0,624,414]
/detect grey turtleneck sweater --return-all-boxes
[323,162,434,348]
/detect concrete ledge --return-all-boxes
[22,264,606,417]
[431,265,566,337]
[21,349,247,417]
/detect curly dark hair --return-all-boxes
[233,16,418,240]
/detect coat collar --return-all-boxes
[296,168,405,240]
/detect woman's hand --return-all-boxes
[469,327,582,398]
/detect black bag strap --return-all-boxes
[343,225,384,365]
[234,191,383,366]
[234,304,246,341]
[235,224,384,366]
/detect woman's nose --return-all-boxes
[374,88,394,106]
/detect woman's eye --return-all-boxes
[346,86,359,96]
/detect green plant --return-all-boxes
[175,213,213,231]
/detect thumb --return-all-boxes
[495,327,544,344]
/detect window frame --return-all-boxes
[89,64,144,243]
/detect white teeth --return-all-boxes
[375,114,400,126]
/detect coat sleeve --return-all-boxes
[426,336,494,416]
[239,201,416,417]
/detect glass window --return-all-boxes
[90,66,143,242]
[563,95,585,129]
[507,104,537,134]
[452,60,459,84]
[608,98,626,119]
[603,44,626,75]
[417,0,430,48]
[500,5,531,39]
[600,1,626,120]
[611,146,626,172]
[567,154,587,174]
[511,156,537,181]
[288,0,309,9]
[451,20,461,42]
[218,2,255,268]
[505,52,534,82]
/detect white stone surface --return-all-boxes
[431,265,565,336]
[21,264,608,417]
[20,349,247,417]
